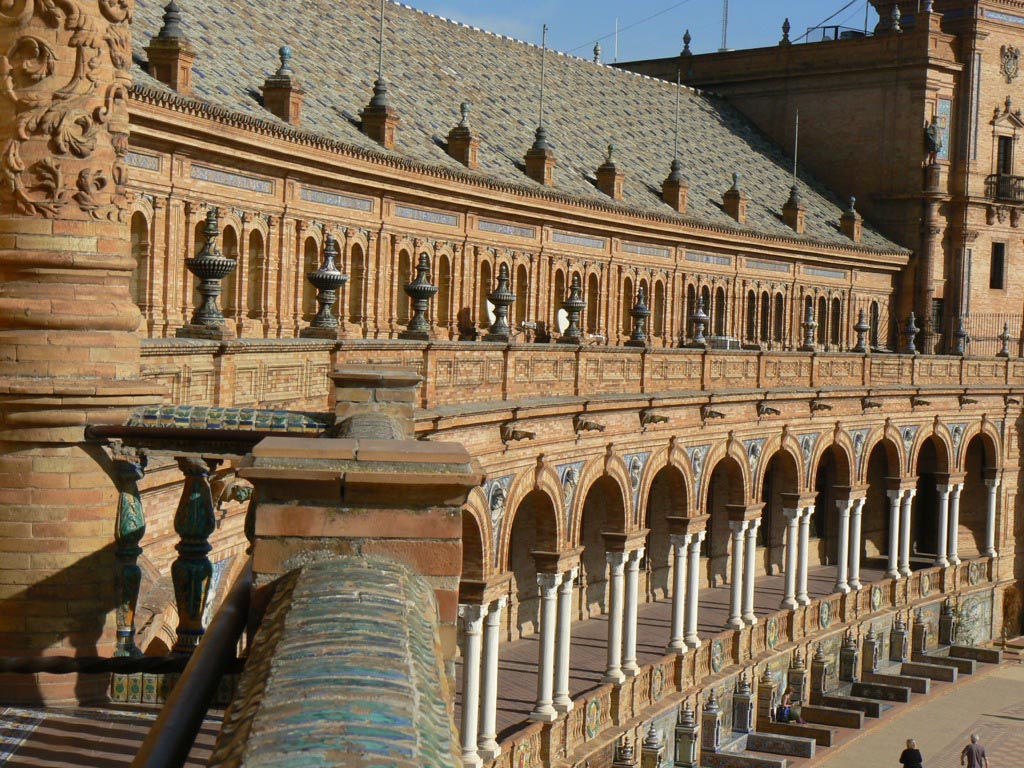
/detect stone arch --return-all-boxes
[642,456,690,600]
[809,430,855,493]
[698,438,751,511]
[300,235,320,322]
[577,473,629,620]
[758,447,800,576]
[812,442,854,570]
[220,224,241,319]
[246,228,266,326]
[753,432,803,499]
[461,492,490,582]
[505,487,561,638]
[859,426,905,485]
[860,433,902,566]
[702,451,747,587]
[636,442,695,518]
[129,209,151,316]
[961,427,1001,557]
[912,432,951,561]
[570,454,631,545]
[955,420,1002,472]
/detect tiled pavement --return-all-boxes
[456,561,889,739]
[0,705,220,767]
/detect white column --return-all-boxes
[834,498,852,594]
[742,519,760,625]
[885,489,902,578]
[553,568,576,713]
[602,551,627,684]
[796,507,812,606]
[530,572,562,722]
[622,549,644,677]
[459,603,488,768]
[781,508,799,609]
[984,479,999,557]
[948,483,963,565]
[684,533,704,648]
[899,488,915,577]
[848,498,864,590]
[934,484,951,567]
[478,597,506,761]
[727,520,746,629]
[667,534,690,653]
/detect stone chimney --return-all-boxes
[596,144,624,201]
[722,172,748,224]
[782,184,806,234]
[663,159,689,213]
[525,126,556,186]
[360,77,399,149]
[446,102,480,170]
[841,196,863,242]
[261,46,304,126]
[145,0,197,96]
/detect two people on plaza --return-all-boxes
[898,734,989,768]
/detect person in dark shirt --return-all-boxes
[961,733,989,768]
[900,738,924,768]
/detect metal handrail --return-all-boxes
[131,558,252,768]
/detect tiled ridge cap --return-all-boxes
[128,83,909,259]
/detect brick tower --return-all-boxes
[0,0,162,703]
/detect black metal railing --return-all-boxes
[985,174,1024,202]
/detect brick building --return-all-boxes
[0,1,1021,767]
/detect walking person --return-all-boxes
[961,734,989,768]
[899,738,924,768]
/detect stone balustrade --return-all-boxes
[490,558,996,768]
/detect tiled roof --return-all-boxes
[131,0,904,253]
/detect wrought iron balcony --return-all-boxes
[985,173,1024,202]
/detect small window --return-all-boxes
[998,136,1014,176]
[991,242,1006,290]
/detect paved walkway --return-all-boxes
[817,661,1024,768]
[457,561,889,739]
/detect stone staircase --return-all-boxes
[700,642,1002,767]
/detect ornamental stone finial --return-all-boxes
[158,0,185,39]
[276,46,293,77]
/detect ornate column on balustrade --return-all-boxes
[0,0,164,704]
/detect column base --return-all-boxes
[601,670,626,685]
[834,583,850,595]
[685,636,702,649]
[934,557,949,568]
[742,614,757,626]
[983,549,997,558]
[796,596,811,607]
[898,567,911,578]
[529,704,558,723]
[553,697,574,714]
[884,568,900,579]
[949,555,961,565]
[460,750,483,768]
[478,743,501,762]
[667,640,688,655]
[848,579,862,590]
[622,663,640,678]
[726,617,745,630]
[780,597,797,610]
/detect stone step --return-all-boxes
[850,680,912,703]
[746,732,816,759]
[949,645,1002,664]
[902,660,958,682]
[862,670,930,694]
[701,750,787,768]
[913,652,975,675]
[820,694,888,718]
[800,704,864,729]
[757,719,838,747]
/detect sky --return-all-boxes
[406,0,882,62]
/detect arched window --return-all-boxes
[348,243,364,328]
[514,264,529,328]
[869,301,880,348]
[478,260,492,329]
[714,286,726,336]
[687,284,697,333]
[191,219,208,312]
[437,254,452,328]
[830,297,842,347]
[701,285,712,334]
[745,291,757,341]
[621,276,634,335]
[773,293,785,342]
[221,226,239,318]
[129,212,150,313]
[760,291,771,342]
[653,280,665,337]
[247,229,265,325]
[301,237,320,321]
[587,273,600,335]
[396,250,413,325]
[816,296,828,345]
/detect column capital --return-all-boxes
[460,603,489,628]
[537,571,563,591]
[690,530,707,546]
[606,550,628,569]
[491,595,509,611]
[936,483,954,496]
[783,507,801,522]
[834,497,855,514]
[628,546,646,563]
[985,478,1001,490]
[728,518,747,533]
[886,488,905,502]
[746,517,761,532]
[670,532,693,549]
